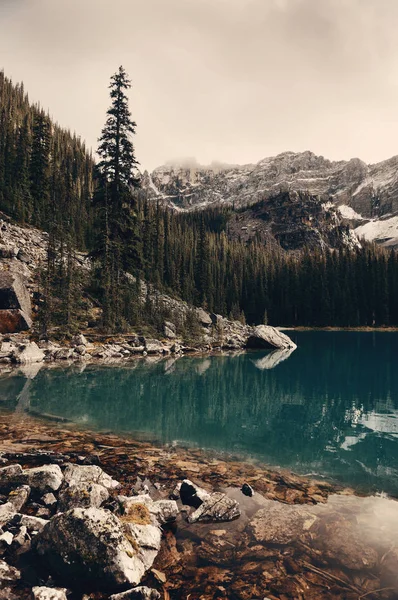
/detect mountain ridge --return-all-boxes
[142,150,398,246]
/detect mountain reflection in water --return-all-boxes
[1,331,398,496]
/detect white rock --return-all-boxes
[63,464,120,490]
[0,531,13,545]
[22,465,63,493]
[32,587,68,600]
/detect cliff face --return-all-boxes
[227,191,359,251]
[143,151,398,247]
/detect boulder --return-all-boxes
[179,479,210,508]
[246,325,297,350]
[51,348,74,360]
[32,587,68,600]
[63,464,120,490]
[58,482,109,511]
[71,333,88,347]
[0,272,32,333]
[33,507,146,588]
[12,342,45,364]
[196,308,212,327]
[110,588,161,600]
[163,321,176,339]
[187,492,240,523]
[0,465,23,492]
[21,465,63,493]
[144,339,165,354]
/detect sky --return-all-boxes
[1,0,398,171]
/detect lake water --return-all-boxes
[1,331,398,496]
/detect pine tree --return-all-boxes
[93,66,141,331]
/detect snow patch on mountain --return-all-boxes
[355,215,398,247]
[338,205,365,221]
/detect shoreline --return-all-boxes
[0,414,397,599]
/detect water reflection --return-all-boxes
[0,332,398,495]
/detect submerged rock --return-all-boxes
[247,503,317,545]
[316,517,378,571]
[246,325,297,350]
[33,507,146,588]
[187,492,240,523]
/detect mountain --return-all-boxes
[143,150,398,247]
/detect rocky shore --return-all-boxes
[0,416,395,599]
[0,323,296,368]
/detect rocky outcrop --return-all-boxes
[246,325,297,350]
[0,272,32,333]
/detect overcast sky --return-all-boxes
[1,0,398,171]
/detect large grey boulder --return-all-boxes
[63,464,120,490]
[187,492,240,523]
[163,321,176,339]
[196,308,212,327]
[246,325,297,350]
[58,482,109,511]
[33,507,146,588]
[21,465,63,493]
[12,341,45,364]
[144,339,165,354]
[0,272,32,333]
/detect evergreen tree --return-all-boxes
[93,66,141,330]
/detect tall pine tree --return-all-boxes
[93,66,141,330]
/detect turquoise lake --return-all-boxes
[1,331,398,496]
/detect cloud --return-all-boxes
[1,0,398,169]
